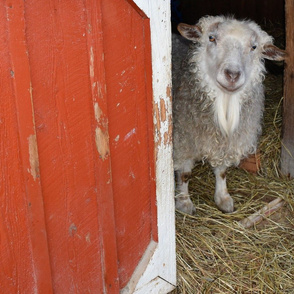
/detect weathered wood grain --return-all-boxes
[0,2,53,292]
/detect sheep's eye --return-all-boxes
[251,45,257,51]
[209,36,216,42]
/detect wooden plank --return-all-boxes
[84,0,120,291]
[281,0,294,177]
[0,2,53,292]
[23,0,118,292]
[101,0,157,288]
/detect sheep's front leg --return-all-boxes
[175,160,196,215]
[213,165,234,213]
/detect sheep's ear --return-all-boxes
[177,23,202,42]
[262,44,287,61]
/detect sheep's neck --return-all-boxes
[214,93,240,137]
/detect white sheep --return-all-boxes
[172,16,286,215]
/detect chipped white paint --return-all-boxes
[124,128,136,141]
[124,1,176,293]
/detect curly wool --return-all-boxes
[172,18,267,170]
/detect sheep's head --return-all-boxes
[178,16,286,93]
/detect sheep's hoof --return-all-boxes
[215,194,234,213]
[175,194,196,215]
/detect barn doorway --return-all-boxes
[171,1,294,293]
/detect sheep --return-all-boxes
[172,16,286,215]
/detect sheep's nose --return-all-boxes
[224,69,241,83]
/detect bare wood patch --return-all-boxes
[94,102,102,122]
[95,127,109,161]
[160,98,166,122]
[166,85,171,99]
[28,134,40,180]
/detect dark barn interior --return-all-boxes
[171,0,285,31]
[171,1,294,293]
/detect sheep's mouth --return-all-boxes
[217,81,243,93]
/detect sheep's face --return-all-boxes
[178,16,286,93]
[205,22,258,92]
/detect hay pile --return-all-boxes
[172,26,294,294]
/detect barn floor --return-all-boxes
[171,24,294,294]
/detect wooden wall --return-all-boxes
[281,0,294,177]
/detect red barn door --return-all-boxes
[0,0,175,293]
